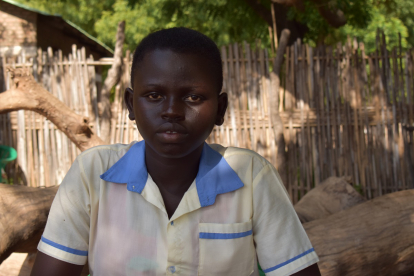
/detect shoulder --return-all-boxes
[209,144,270,165]
[60,142,140,196]
[79,142,134,158]
[73,142,138,182]
[208,144,272,183]
[77,142,135,165]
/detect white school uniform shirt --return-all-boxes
[38,141,318,276]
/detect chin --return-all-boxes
[152,143,204,159]
[160,146,193,158]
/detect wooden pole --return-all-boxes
[99,21,125,143]
[271,3,278,49]
[269,29,290,185]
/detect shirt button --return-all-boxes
[132,185,135,189]
[171,221,174,226]
[168,266,176,273]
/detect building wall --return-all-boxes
[0,1,111,59]
[0,1,37,56]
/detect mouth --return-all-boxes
[157,131,188,143]
[157,123,187,134]
[156,124,188,142]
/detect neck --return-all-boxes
[145,143,203,194]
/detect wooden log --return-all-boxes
[305,189,414,276]
[0,252,89,276]
[294,176,366,223]
[0,184,58,263]
[0,253,34,276]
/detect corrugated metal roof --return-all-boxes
[1,0,114,54]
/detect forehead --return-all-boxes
[132,49,216,88]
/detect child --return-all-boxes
[31,27,320,276]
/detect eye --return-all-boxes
[146,93,163,101]
[184,95,203,103]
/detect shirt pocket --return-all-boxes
[198,220,255,276]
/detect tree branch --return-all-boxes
[316,6,346,28]
[0,68,105,151]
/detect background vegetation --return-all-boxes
[16,0,414,53]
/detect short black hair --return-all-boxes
[131,27,223,93]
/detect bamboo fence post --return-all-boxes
[244,42,255,151]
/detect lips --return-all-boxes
[156,123,187,134]
[156,123,188,143]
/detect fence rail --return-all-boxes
[1,36,413,203]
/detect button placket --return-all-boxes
[167,219,183,275]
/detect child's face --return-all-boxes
[125,49,227,159]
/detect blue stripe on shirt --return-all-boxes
[41,236,88,256]
[199,230,253,239]
[263,248,315,273]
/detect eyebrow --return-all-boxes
[139,83,207,89]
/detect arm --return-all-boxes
[253,163,320,275]
[30,252,84,276]
[34,158,90,273]
[291,263,321,276]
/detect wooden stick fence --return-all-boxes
[0,36,413,203]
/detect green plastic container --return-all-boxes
[0,145,17,183]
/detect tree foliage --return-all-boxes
[94,0,270,51]
[383,0,414,48]
[18,0,270,51]
[15,0,414,53]
[287,0,410,52]
[338,4,408,53]
[16,0,113,37]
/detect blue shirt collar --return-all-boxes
[100,141,244,207]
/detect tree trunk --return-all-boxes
[0,68,105,151]
[305,189,414,276]
[99,21,126,143]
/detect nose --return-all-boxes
[161,97,185,122]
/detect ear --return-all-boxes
[124,87,135,120]
[215,92,228,126]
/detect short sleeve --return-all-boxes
[38,157,90,265]
[253,164,319,276]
